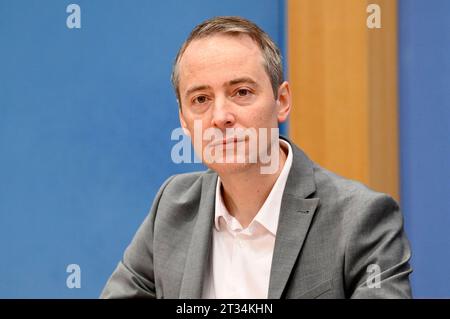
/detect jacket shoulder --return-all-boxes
[312,163,397,208]
[154,170,217,221]
[161,170,214,198]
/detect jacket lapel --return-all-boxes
[178,172,217,299]
[268,196,319,298]
[268,140,320,298]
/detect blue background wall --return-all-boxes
[398,0,450,298]
[0,0,285,297]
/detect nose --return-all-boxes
[210,96,235,129]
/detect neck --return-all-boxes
[218,141,288,228]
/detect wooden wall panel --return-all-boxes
[288,0,399,200]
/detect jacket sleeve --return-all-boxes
[100,176,174,298]
[344,194,413,298]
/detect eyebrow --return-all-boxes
[227,77,258,87]
[184,77,259,99]
[184,85,212,99]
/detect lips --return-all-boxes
[209,136,246,147]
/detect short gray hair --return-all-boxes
[171,16,284,105]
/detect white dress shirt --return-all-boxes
[202,139,293,299]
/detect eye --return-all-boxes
[236,88,251,97]
[193,95,208,104]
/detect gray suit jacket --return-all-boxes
[101,138,412,299]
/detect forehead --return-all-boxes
[178,34,267,88]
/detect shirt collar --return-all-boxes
[214,139,293,235]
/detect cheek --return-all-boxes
[183,112,207,129]
[184,117,212,144]
[246,103,278,128]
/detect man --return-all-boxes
[101,16,412,299]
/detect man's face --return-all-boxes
[178,34,290,174]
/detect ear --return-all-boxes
[179,109,191,137]
[276,81,291,123]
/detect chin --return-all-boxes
[206,161,254,175]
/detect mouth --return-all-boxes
[209,136,246,147]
